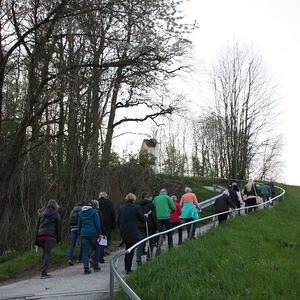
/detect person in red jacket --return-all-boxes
[170,195,183,245]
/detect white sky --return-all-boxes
[181,0,300,186]
[113,0,300,186]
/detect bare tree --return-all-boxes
[193,43,281,180]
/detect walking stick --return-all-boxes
[144,210,152,259]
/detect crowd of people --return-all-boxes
[34,180,275,278]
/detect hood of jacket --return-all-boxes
[42,208,57,218]
[136,199,152,207]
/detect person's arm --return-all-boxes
[95,212,101,236]
[56,213,61,243]
[179,196,183,207]
[110,202,117,230]
[193,194,200,209]
[137,206,146,223]
[169,196,176,212]
[177,203,182,216]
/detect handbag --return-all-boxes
[253,182,263,204]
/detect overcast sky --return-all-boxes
[180,0,300,186]
[114,0,300,186]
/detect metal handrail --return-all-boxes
[110,186,285,300]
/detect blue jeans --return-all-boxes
[80,237,100,269]
[67,230,82,261]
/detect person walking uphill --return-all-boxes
[214,190,236,224]
[170,195,182,245]
[117,193,145,274]
[35,199,61,279]
[180,187,200,239]
[98,191,116,255]
[154,188,176,249]
[78,201,102,274]
[136,193,158,264]
[67,202,82,265]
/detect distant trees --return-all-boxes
[191,43,281,180]
[0,0,194,253]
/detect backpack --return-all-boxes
[69,209,78,226]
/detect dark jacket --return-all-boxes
[214,194,236,213]
[98,197,116,232]
[229,189,239,206]
[37,208,61,242]
[78,206,101,237]
[117,201,145,242]
[136,199,158,234]
[243,184,262,198]
[69,205,82,231]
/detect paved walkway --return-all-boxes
[0,222,215,300]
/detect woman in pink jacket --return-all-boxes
[170,195,182,245]
[180,187,200,239]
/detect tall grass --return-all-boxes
[116,184,300,300]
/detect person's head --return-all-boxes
[125,193,136,203]
[223,190,230,197]
[141,191,148,199]
[90,199,99,209]
[144,194,152,201]
[232,183,239,192]
[160,188,167,195]
[47,199,59,210]
[99,191,108,199]
[185,187,192,193]
[228,185,232,190]
[171,195,178,202]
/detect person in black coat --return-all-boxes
[98,191,116,255]
[136,193,158,264]
[117,193,145,274]
[214,190,236,224]
[35,199,61,279]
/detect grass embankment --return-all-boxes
[116,184,300,300]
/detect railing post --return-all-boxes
[110,260,114,300]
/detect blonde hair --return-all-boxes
[47,199,60,210]
[245,179,254,192]
[125,193,136,202]
[90,199,99,209]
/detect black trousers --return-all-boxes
[125,242,135,272]
[158,219,173,249]
[217,212,228,224]
[40,239,56,276]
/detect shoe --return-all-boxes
[136,258,142,266]
[41,273,52,279]
[125,269,132,274]
[94,266,101,272]
[104,250,110,256]
[68,259,74,265]
[99,258,105,263]
[84,268,91,274]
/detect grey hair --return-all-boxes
[47,199,60,210]
[160,188,167,194]
[185,187,192,193]
[99,191,108,199]
[171,195,177,201]
[223,190,230,196]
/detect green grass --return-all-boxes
[0,240,79,281]
[116,183,300,300]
